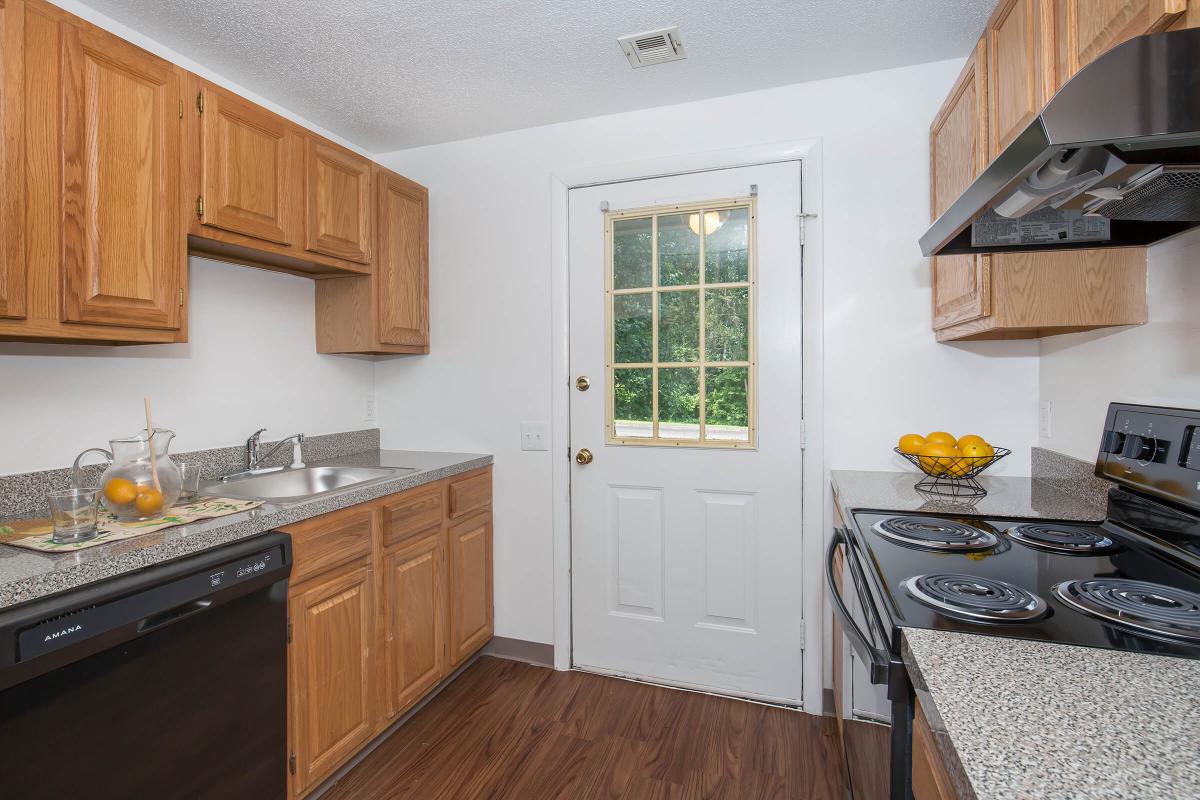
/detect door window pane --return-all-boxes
[705,287,749,362]
[613,293,652,364]
[658,290,699,363]
[658,368,700,440]
[705,207,749,283]
[613,218,652,289]
[658,214,700,286]
[613,368,653,439]
[706,367,750,442]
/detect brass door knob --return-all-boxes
[575,376,591,392]
[575,448,594,465]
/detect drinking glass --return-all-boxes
[177,462,202,503]
[48,488,100,544]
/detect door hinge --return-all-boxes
[287,619,293,644]
[196,91,204,114]
[798,212,818,245]
[178,287,184,308]
[798,419,807,450]
[196,196,204,218]
[288,752,296,775]
[797,620,806,642]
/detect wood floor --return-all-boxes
[323,656,846,800]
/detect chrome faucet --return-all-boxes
[244,428,306,472]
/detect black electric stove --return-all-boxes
[827,402,1200,800]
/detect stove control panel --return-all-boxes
[1097,403,1200,510]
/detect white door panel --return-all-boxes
[569,162,805,703]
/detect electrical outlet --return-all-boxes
[364,394,377,422]
[1039,400,1053,439]
[520,422,550,451]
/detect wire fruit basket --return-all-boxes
[894,446,1011,498]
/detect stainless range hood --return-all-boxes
[920,27,1200,257]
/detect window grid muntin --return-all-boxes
[605,197,756,448]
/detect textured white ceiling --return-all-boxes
[76,0,996,151]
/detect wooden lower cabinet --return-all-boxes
[913,695,959,800]
[289,562,375,795]
[282,466,492,798]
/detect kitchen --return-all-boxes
[0,0,1198,798]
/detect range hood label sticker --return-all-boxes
[971,208,1111,247]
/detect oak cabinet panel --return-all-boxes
[197,81,295,245]
[381,485,442,549]
[304,138,372,264]
[913,696,959,800]
[377,169,429,348]
[1056,0,1187,86]
[286,505,373,585]
[0,0,25,320]
[289,563,375,794]
[383,532,447,719]
[448,511,494,666]
[60,21,184,330]
[986,0,1052,160]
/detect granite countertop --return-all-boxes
[0,449,491,611]
[831,469,1108,521]
[903,628,1200,800]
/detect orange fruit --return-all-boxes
[925,431,957,446]
[945,456,973,478]
[898,433,926,454]
[957,434,988,450]
[104,478,138,505]
[960,441,995,463]
[134,487,164,516]
[917,442,960,475]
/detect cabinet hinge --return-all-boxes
[178,287,184,308]
[287,619,293,644]
[196,196,204,218]
[196,91,204,115]
[288,752,296,775]
[178,99,183,119]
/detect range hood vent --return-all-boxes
[921,27,1200,257]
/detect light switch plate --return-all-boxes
[364,394,377,423]
[1039,400,1052,439]
[520,421,550,451]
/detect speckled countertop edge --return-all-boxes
[0,449,491,611]
[903,628,1200,800]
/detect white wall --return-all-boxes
[0,258,374,474]
[1039,229,1200,460]
[372,59,1042,648]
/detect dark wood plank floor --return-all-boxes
[323,657,846,800]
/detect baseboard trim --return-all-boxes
[482,636,555,667]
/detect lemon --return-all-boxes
[104,478,138,505]
[898,433,926,454]
[925,431,957,446]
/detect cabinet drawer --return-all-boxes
[381,485,442,548]
[448,471,491,520]
[284,506,373,585]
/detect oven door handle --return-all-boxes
[826,528,890,685]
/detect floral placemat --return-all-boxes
[0,497,263,552]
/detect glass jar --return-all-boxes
[73,428,182,521]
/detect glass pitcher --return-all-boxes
[73,428,182,521]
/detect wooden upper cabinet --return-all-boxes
[0,0,26,321]
[383,532,446,719]
[60,21,184,330]
[196,80,295,245]
[377,169,429,348]
[1055,0,1188,86]
[304,138,372,264]
[447,510,494,667]
[289,563,375,794]
[930,37,991,330]
[986,0,1053,160]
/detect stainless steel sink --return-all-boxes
[210,466,413,503]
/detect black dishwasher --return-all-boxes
[0,532,291,800]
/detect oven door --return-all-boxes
[827,528,914,800]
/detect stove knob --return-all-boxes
[1100,430,1126,454]
[1122,434,1158,461]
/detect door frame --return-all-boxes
[550,139,826,715]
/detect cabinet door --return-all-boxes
[376,169,429,347]
[304,138,372,264]
[1055,0,1187,86]
[0,0,25,320]
[60,22,184,329]
[930,37,991,329]
[987,0,1053,159]
[447,511,493,666]
[198,82,295,245]
[383,531,446,719]
[290,564,374,793]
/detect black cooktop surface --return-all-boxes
[850,509,1200,659]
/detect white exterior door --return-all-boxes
[568,162,805,703]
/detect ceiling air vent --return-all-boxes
[618,27,686,68]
